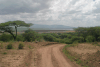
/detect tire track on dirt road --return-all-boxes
[37,44,78,67]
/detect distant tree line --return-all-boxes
[0,20,100,44]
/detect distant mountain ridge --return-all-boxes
[30,24,76,30]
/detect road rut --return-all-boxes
[37,44,77,67]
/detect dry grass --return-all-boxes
[0,41,59,67]
[66,43,100,67]
[0,41,35,67]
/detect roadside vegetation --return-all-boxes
[63,43,100,67]
[1,22,100,44]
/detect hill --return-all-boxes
[30,24,75,30]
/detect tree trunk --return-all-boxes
[9,32,16,40]
[15,26,17,37]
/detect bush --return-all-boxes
[59,33,68,39]
[18,43,24,49]
[2,52,7,54]
[65,39,73,44]
[97,36,100,42]
[78,36,84,42]
[0,34,13,42]
[51,33,59,38]
[85,35,95,42]
[42,34,56,42]
[22,30,38,42]
[71,36,84,43]
[16,35,24,41]
[67,34,72,39]
[24,29,33,33]
[59,38,67,43]
[54,38,61,42]
[7,43,13,49]
[35,34,43,42]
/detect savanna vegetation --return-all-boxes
[1,21,100,44]
[0,20,100,67]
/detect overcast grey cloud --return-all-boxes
[0,0,100,27]
[0,0,51,15]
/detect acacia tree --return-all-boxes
[0,20,33,40]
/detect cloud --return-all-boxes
[0,0,100,27]
[0,0,51,15]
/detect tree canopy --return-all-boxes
[0,20,33,40]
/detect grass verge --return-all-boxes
[63,44,89,67]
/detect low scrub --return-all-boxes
[85,35,95,42]
[2,52,7,54]
[63,43,100,67]
[0,34,13,42]
[42,34,56,42]
[18,43,24,49]
[7,43,13,49]
[22,29,41,42]
[16,35,24,41]
[63,44,88,67]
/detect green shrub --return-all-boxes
[59,39,66,43]
[71,36,79,42]
[22,30,38,42]
[54,38,60,42]
[16,35,24,41]
[2,52,7,54]
[71,36,84,43]
[78,36,84,42]
[35,34,43,42]
[73,40,79,44]
[0,34,13,42]
[97,36,100,41]
[59,33,68,39]
[85,35,95,42]
[42,34,56,42]
[51,33,59,38]
[18,43,24,49]
[7,43,13,49]
[67,34,72,39]
[65,39,73,44]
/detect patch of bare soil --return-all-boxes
[0,50,29,67]
[67,43,100,67]
[68,43,100,54]
[37,44,78,67]
[0,42,60,67]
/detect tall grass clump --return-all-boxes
[18,43,24,49]
[7,43,13,49]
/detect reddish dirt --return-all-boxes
[68,43,100,55]
[37,44,78,67]
[0,42,78,67]
[67,43,100,67]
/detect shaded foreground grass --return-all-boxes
[63,43,100,67]
[63,44,88,67]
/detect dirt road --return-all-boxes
[37,44,77,67]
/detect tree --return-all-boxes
[0,20,33,40]
[22,29,38,42]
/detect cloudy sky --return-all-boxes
[0,0,100,27]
